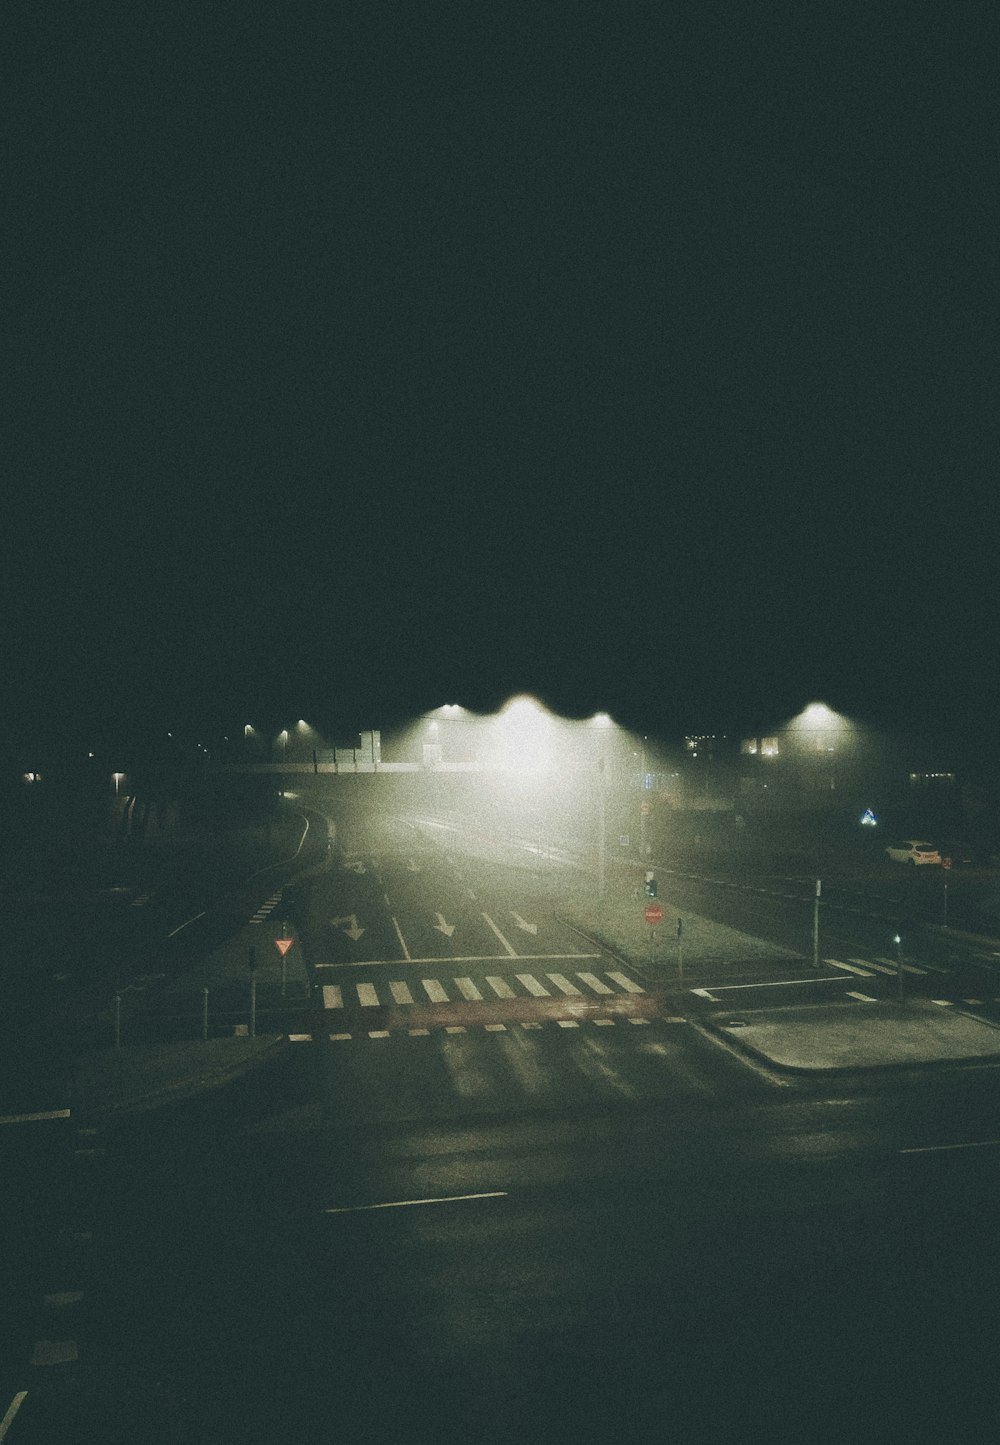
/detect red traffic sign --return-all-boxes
[942,857,953,871]
[644,902,664,927]
[274,937,294,956]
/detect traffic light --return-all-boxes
[644,873,657,898]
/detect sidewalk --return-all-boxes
[72,913,310,1119]
[707,999,1000,1073]
[560,875,1000,1076]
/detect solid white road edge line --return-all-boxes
[167,911,207,938]
[481,913,518,956]
[900,1140,1000,1154]
[312,953,601,968]
[325,1191,508,1214]
[0,1392,28,1441]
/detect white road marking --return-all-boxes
[0,1392,28,1440]
[0,1109,70,1127]
[484,1023,507,1032]
[168,910,206,937]
[325,1191,508,1214]
[389,982,414,1005]
[627,1017,650,1025]
[851,957,894,975]
[557,1019,580,1028]
[900,1139,1000,1155]
[825,958,875,977]
[445,1025,466,1034]
[548,973,582,996]
[517,973,551,997]
[455,977,483,1001]
[608,971,645,994]
[691,988,718,1000]
[705,977,850,991]
[931,999,953,1006]
[357,983,380,1007]
[313,952,600,967]
[847,991,877,1001]
[486,976,516,999]
[875,956,926,975]
[392,916,412,961]
[422,979,449,1002]
[30,1339,77,1365]
[481,912,518,956]
[578,972,614,994]
[322,985,343,1009]
[330,1033,352,1041]
[594,1018,615,1027]
[289,1033,312,1042]
[368,1030,390,1039]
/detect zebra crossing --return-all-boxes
[320,968,646,1011]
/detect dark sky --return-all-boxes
[4,2,997,755]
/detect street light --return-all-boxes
[894,932,904,1000]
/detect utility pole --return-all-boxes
[813,879,821,967]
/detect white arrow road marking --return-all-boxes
[433,912,456,937]
[511,911,538,935]
[331,914,365,941]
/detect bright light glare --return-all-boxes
[590,712,613,728]
[493,695,554,772]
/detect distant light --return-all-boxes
[22,771,40,784]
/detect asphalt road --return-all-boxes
[8,817,1000,1444]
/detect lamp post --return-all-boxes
[894,932,904,1001]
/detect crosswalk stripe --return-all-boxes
[517,973,551,997]
[322,985,343,1009]
[389,982,414,1005]
[455,977,483,1001]
[876,956,927,975]
[547,973,582,996]
[577,972,614,994]
[850,957,894,976]
[825,958,874,977]
[422,979,449,1002]
[608,971,645,994]
[486,976,516,999]
[357,983,380,1007]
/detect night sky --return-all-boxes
[4,2,997,756]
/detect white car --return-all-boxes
[885,839,941,866]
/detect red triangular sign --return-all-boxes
[274,937,294,956]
